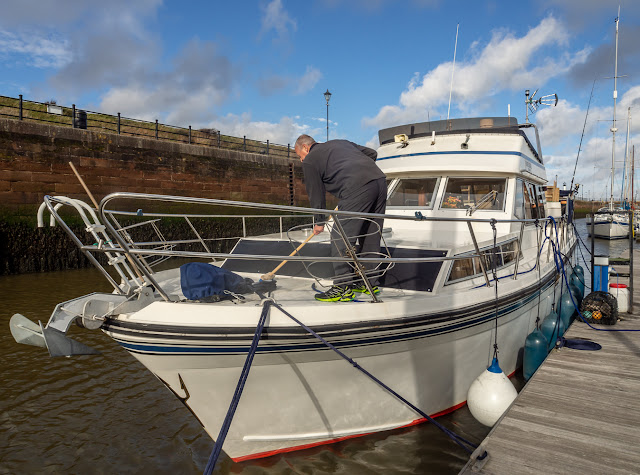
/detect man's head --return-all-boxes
[294,134,316,161]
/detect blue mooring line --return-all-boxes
[269,300,482,457]
[548,217,640,334]
[203,292,486,473]
[203,299,271,475]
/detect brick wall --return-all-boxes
[0,118,304,207]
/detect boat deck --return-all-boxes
[460,249,640,474]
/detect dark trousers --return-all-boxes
[332,177,387,285]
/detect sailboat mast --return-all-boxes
[610,12,619,210]
[624,107,631,204]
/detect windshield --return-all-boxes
[441,177,506,211]
[387,177,439,208]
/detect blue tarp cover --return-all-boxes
[180,262,248,300]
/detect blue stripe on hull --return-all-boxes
[113,279,552,356]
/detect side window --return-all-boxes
[449,257,474,281]
[522,183,533,219]
[514,179,525,220]
[501,240,518,265]
[536,186,546,217]
[447,239,520,283]
[526,183,539,219]
[387,177,439,208]
[441,177,506,211]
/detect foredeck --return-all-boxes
[460,249,640,474]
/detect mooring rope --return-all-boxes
[268,300,484,457]
[535,220,545,330]
[202,287,490,473]
[203,299,271,475]
[490,219,500,361]
[572,221,593,258]
[548,217,640,333]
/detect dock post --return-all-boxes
[629,209,634,312]
[591,215,595,291]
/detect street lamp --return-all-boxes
[324,89,332,141]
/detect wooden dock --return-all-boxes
[461,250,640,474]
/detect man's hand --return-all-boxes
[313,224,325,235]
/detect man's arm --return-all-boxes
[352,142,378,161]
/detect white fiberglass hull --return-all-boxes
[587,215,629,239]
[104,270,563,461]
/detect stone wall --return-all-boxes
[0,118,303,206]
[0,118,309,275]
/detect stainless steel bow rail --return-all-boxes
[11,191,571,358]
[36,192,566,300]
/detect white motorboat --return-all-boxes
[10,116,577,463]
[586,207,630,240]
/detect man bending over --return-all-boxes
[294,134,387,302]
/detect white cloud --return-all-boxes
[0,29,72,68]
[365,134,379,149]
[206,113,323,146]
[259,0,297,42]
[538,85,640,199]
[96,39,238,125]
[257,65,322,96]
[536,99,586,148]
[99,83,229,125]
[312,117,338,127]
[295,66,322,94]
[0,0,161,28]
[363,16,590,130]
[537,86,640,155]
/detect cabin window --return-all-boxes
[535,185,546,217]
[526,183,540,219]
[501,240,518,265]
[441,178,506,211]
[515,179,525,219]
[449,257,475,281]
[447,239,520,284]
[482,248,503,271]
[523,182,534,220]
[387,177,439,208]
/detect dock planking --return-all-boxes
[461,249,640,474]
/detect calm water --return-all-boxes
[0,219,630,474]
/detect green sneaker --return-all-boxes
[315,285,355,302]
[351,283,380,295]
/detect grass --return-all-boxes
[0,96,292,159]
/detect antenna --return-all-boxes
[447,23,459,121]
[524,89,558,123]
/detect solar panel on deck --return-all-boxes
[222,239,446,292]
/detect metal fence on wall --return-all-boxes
[0,94,294,159]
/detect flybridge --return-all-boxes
[378,117,519,144]
[378,117,543,164]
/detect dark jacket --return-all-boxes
[302,139,386,222]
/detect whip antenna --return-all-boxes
[570,79,597,192]
[447,23,459,121]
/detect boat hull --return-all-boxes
[586,217,629,239]
[105,274,563,461]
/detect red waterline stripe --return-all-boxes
[231,400,468,463]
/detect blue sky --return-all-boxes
[1,0,639,201]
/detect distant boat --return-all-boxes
[588,14,630,240]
